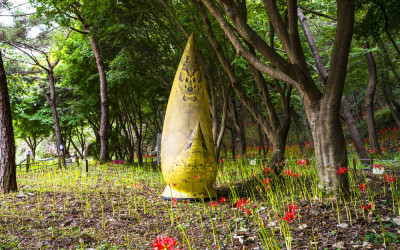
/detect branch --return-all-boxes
[299,5,337,21]
[201,0,299,88]
[70,26,88,34]
[0,13,35,17]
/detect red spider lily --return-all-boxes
[172,198,178,207]
[282,210,297,223]
[385,174,396,184]
[262,178,270,185]
[183,200,190,205]
[235,198,253,215]
[244,208,252,215]
[374,164,384,169]
[284,169,292,176]
[236,155,240,158]
[235,198,250,208]
[193,174,199,180]
[362,202,373,211]
[297,159,306,166]
[221,158,225,162]
[151,236,178,250]
[289,203,298,213]
[359,183,367,191]
[209,201,219,207]
[265,167,272,174]
[337,167,348,175]
[219,197,227,203]
[291,172,300,178]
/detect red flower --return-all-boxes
[244,208,252,215]
[284,169,292,176]
[262,178,270,185]
[297,159,306,166]
[290,172,300,178]
[151,236,178,250]
[362,202,373,211]
[235,198,249,208]
[193,174,199,180]
[221,158,225,162]
[236,155,240,159]
[374,164,383,169]
[265,167,272,174]
[172,198,178,207]
[359,183,367,191]
[385,174,396,184]
[209,201,219,207]
[219,197,227,203]
[337,167,348,175]
[282,210,297,223]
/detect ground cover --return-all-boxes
[0,153,399,249]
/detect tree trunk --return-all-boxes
[84,26,109,162]
[382,73,400,128]
[234,100,246,155]
[0,50,17,194]
[311,102,348,192]
[136,135,143,166]
[49,73,64,151]
[341,97,370,164]
[291,108,307,156]
[301,107,313,149]
[363,42,381,155]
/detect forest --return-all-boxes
[0,0,399,249]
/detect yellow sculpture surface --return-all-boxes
[161,34,217,199]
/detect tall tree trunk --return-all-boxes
[48,72,64,152]
[291,108,307,156]
[83,27,109,162]
[311,101,348,191]
[341,97,370,164]
[363,42,381,155]
[136,135,143,166]
[382,73,400,128]
[233,100,246,155]
[299,107,313,149]
[0,51,17,194]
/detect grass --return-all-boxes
[0,153,399,249]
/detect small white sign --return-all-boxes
[373,167,384,175]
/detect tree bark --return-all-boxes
[363,42,381,155]
[340,97,370,164]
[0,50,17,194]
[44,71,64,153]
[382,73,400,128]
[72,6,110,162]
[291,107,307,156]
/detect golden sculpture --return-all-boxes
[161,33,217,200]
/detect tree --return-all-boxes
[12,85,52,160]
[201,0,354,192]
[31,0,113,161]
[0,50,17,194]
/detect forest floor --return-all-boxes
[0,158,399,249]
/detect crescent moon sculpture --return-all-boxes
[161,33,217,200]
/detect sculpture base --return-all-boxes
[161,185,216,200]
